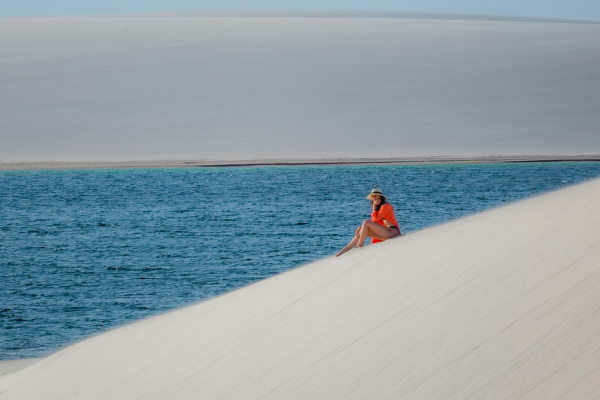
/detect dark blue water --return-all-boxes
[2,163,600,360]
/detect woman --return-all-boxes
[336,188,401,257]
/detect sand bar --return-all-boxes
[1,155,600,171]
[1,177,600,399]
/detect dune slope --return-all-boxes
[2,178,600,399]
[2,14,600,162]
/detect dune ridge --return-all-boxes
[1,178,600,399]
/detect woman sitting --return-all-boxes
[336,188,401,257]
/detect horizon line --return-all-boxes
[2,10,599,25]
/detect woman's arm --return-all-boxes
[371,204,391,222]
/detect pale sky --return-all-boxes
[1,0,599,20]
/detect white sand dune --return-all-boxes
[2,177,600,399]
[2,13,600,163]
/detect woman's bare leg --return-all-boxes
[357,220,399,247]
[336,232,360,257]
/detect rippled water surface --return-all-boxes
[2,163,600,360]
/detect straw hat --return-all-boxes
[366,188,386,200]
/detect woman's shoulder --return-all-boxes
[381,203,394,211]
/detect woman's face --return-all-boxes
[371,195,381,205]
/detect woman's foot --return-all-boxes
[336,247,351,257]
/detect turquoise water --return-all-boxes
[2,163,600,360]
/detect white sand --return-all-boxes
[0,360,41,378]
[2,177,600,399]
[1,14,600,163]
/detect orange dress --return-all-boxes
[371,203,401,243]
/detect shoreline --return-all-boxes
[2,155,600,171]
[0,358,42,377]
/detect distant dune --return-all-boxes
[1,13,600,163]
[1,177,600,399]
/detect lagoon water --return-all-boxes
[2,163,600,361]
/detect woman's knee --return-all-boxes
[362,220,375,228]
